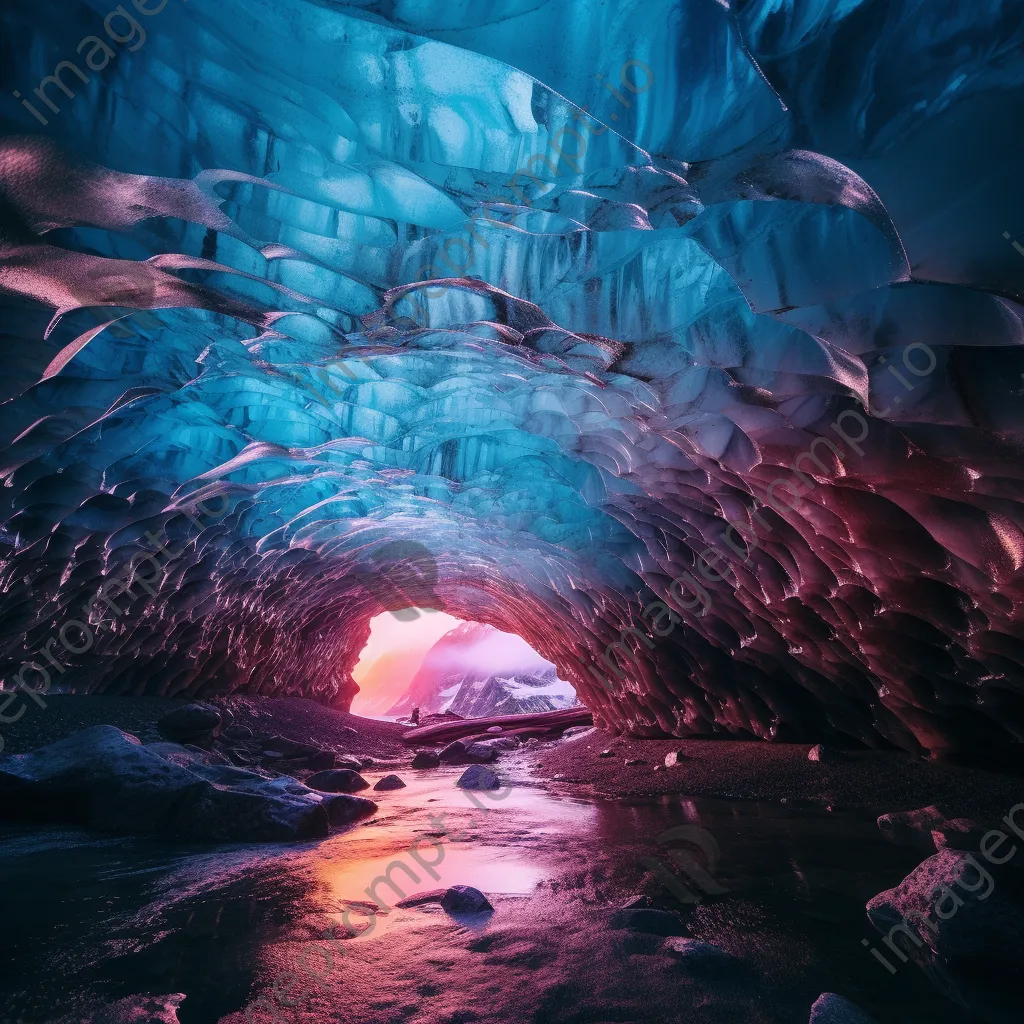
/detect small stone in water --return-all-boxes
[440,885,493,914]
[373,774,406,791]
[457,764,502,790]
[306,769,370,793]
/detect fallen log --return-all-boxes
[402,707,592,746]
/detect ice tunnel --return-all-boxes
[2,0,1024,762]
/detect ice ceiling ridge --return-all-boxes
[2,0,1024,759]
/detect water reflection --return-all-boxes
[0,769,970,1024]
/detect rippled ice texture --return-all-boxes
[2,0,1024,758]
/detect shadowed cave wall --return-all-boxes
[2,0,1024,760]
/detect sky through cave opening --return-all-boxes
[350,609,578,721]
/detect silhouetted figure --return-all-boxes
[411,707,420,726]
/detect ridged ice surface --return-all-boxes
[2,0,1024,757]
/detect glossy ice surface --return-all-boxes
[2,1,1024,756]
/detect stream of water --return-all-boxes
[0,755,967,1024]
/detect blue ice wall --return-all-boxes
[1,0,1024,756]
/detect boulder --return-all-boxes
[305,768,370,793]
[322,793,377,826]
[439,739,496,764]
[411,750,441,769]
[143,741,207,767]
[222,725,253,742]
[475,737,517,752]
[440,885,493,914]
[597,749,614,758]
[625,758,646,767]
[664,751,688,767]
[395,886,493,913]
[157,704,221,743]
[438,739,468,762]
[877,805,949,853]
[486,725,504,733]
[456,765,502,790]
[808,993,879,1023]
[866,844,1024,1021]
[374,774,406,791]
[305,749,337,771]
[0,726,331,842]
[334,754,364,771]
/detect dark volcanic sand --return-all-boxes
[540,729,1024,821]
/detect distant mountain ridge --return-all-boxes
[387,622,578,719]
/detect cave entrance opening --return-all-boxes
[349,608,578,722]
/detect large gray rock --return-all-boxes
[0,725,348,842]
[438,739,468,762]
[809,993,879,1023]
[411,750,441,769]
[876,805,948,853]
[334,754,365,771]
[476,736,518,752]
[395,885,494,914]
[463,742,498,763]
[866,843,1024,1022]
[437,739,498,764]
[456,764,502,790]
[440,885,493,914]
[322,793,378,826]
[306,768,370,793]
[157,703,221,742]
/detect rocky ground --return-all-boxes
[538,730,1024,821]
[4,696,1020,822]
[1,697,1022,1023]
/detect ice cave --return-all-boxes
[1,1,1024,1022]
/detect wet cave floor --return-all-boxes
[0,740,984,1024]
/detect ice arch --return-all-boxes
[2,0,1024,760]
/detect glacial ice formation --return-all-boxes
[2,0,1024,758]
